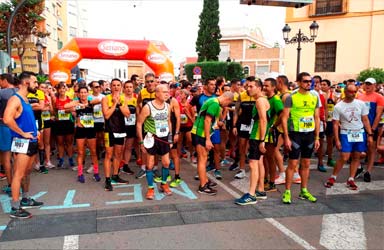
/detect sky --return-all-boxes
[84,0,286,64]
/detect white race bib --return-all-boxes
[80,114,94,128]
[298,116,315,132]
[124,114,136,126]
[11,138,29,154]
[347,131,364,142]
[58,110,70,121]
[155,120,169,137]
[240,123,251,132]
[41,111,51,121]
[113,133,126,138]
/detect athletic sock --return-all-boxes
[39,149,45,166]
[161,167,169,184]
[93,164,99,174]
[146,170,154,188]
[77,164,83,176]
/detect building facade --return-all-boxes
[284,0,384,82]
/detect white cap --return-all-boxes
[364,77,376,84]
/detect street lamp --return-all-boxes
[36,39,43,75]
[282,20,319,78]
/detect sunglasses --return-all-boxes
[145,80,154,83]
[302,80,312,84]
[93,86,100,88]
[347,90,357,94]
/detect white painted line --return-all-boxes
[320,212,366,250]
[97,210,178,220]
[207,173,242,198]
[63,235,79,250]
[326,180,384,195]
[266,218,317,250]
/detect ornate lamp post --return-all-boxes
[282,20,319,77]
[35,39,43,75]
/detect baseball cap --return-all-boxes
[364,77,376,84]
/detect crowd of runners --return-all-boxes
[0,71,383,219]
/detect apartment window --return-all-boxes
[315,0,343,15]
[69,26,77,37]
[256,65,269,75]
[243,66,250,77]
[315,42,337,72]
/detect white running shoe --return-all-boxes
[275,173,286,185]
[234,170,246,179]
[86,167,94,174]
[45,161,55,169]
[34,163,40,171]
[72,166,78,171]
[293,173,301,184]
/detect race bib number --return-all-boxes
[155,120,169,137]
[124,114,136,126]
[11,138,29,154]
[58,110,70,121]
[347,131,364,142]
[93,108,103,119]
[380,113,384,124]
[41,111,51,121]
[319,121,324,133]
[113,133,126,138]
[80,115,94,128]
[299,116,315,132]
[327,104,334,122]
[180,114,188,124]
[240,123,251,132]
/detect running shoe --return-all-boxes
[197,183,217,196]
[160,183,172,196]
[86,167,94,174]
[68,158,76,167]
[78,175,85,183]
[265,183,277,192]
[234,170,246,179]
[346,180,358,190]
[363,171,371,182]
[190,156,197,164]
[45,161,55,169]
[153,169,161,178]
[121,165,134,175]
[20,198,44,209]
[135,169,146,179]
[235,193,257,205]
[57,158,64,168]
[327,159,336,167]
[324,177,335,188]
[255,191,267,200]
[194,174,199,180]
[146,188,155,200]
[111,175,129,185]
[10,207,32,219]
[33,163,40,171]
[207,179,218,188]
[355,166,365,179]
[293,173,301,184]
[93,174,101,182]
[206,164,215,172]
[220,159,230,166]
[317,165,327,172]
[136,158,143,166]
[299,189,317,203]
[0,172,6,180]
[104,179,113,191]
[154,175,171,183]
[214,169,222,180]
[170,178,183,188]
[39,165,48,174]
[282,190,291,204]
[275,173,286,185]
[2,185,11,196]
[72,166,78,171]
[229,163,239,171]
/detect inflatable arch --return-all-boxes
[49,38,174,85]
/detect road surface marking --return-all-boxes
[326,180,384,195]
[63,235,79,250]
[97,210,178,220]
[320,212,366,249]
[266,218,317,250]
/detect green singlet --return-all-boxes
[191,98,221,138]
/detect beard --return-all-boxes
[27,86,37,94]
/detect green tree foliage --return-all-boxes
[195,0,222,62]
[0,0,46,71]
[185,62,244,81]
[357,68,384,83]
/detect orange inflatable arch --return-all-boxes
[49,38,174,86]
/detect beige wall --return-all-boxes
[284,0,384,83]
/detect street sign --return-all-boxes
[193,74,201,80]
[0,51,11,69]
[193,66,202,75]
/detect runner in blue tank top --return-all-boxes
[4,72,44,219]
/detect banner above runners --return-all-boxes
[48,38,174,85]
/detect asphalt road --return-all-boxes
[0,153,383,250]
